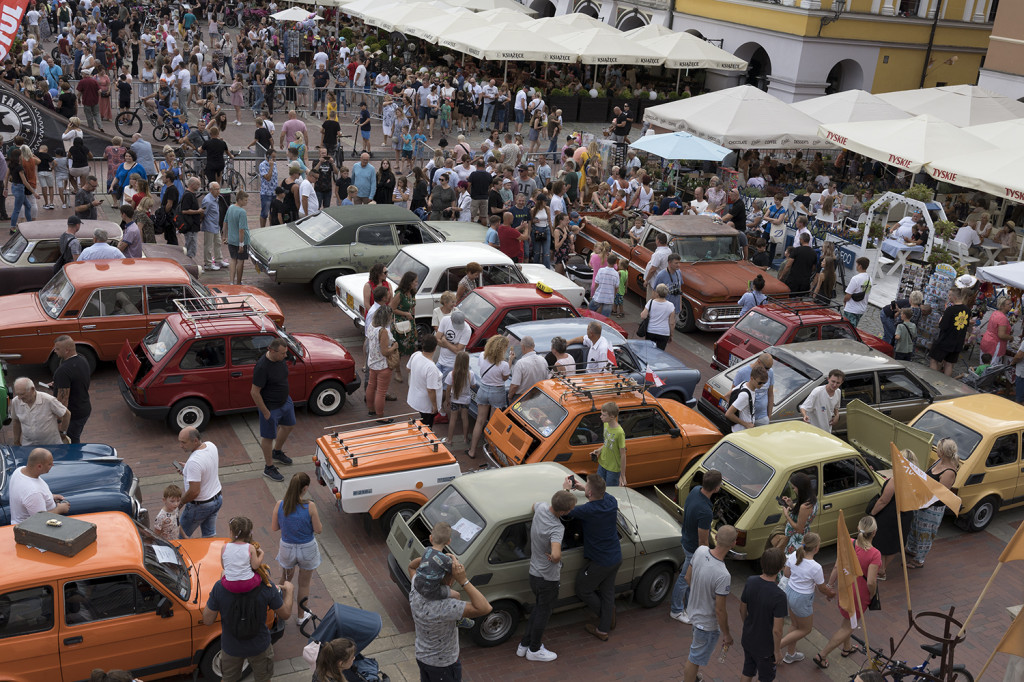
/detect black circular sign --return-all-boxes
[0,88,46,151]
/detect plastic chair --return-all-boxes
[949,239,980,267]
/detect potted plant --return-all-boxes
[932,219,957,240]
[548,87,579,123]
[903,183,934,203]
[578,86,611,123]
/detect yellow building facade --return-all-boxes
[977,0,1024,99]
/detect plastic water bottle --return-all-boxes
[719,644,730,664]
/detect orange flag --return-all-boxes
[979,608,1024,677]
[999,520,1024,563]
[835,509,863,628]
[890,443,962,514]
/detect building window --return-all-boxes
[898,0,920,16]
[989,0,999,22]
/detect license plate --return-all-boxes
[254,260,266,274]
[346,293,354,308]
[729,354,742,366]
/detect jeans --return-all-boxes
[66,415,90,444]
[521,575,559,651]
[316,190,331,208]
[596,465,620,487]
[82,103,100,129]
[481,101,494,127]
[183,231,198,259]
[880,312,897,345]
[203,230,223,264]
[179,494,223,538]
[588,299,612,317]
[531,234,551,268]
[251,86,264,116]
[670,546,696,615]
[10,183,27,228]
[417,659,462,682]
[366,367,393,415]
[575,558,620,633]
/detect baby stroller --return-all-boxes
[300,599,389,682]
[960,363,1014,393]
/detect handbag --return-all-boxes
[864,492,881,516]
[770,223,786,244]
[868,590,881,611]
[394,319,412,334]
[636,301,652,338]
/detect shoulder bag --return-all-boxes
[636,300,652,338]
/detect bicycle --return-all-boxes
[850,634,974,682]
[114,105,162,137]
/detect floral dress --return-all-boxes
[784,501,818,554]
[394,290,417,356]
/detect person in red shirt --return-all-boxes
[76,73,102,132]
[497,211,527,263]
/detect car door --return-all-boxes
[816,456,877,546]
[59,574,191,681]
[227,334,276,408]
[350,224,396,270]
[0,584,61,682]
[834,372,877,433]
[483,521,541,614]
[875,369,931,424]
[77,286,148,361]
[171,337,228,411]
[981,432,1021,510]
[618,407,681,486]
[554,514,637,605]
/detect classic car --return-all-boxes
[0,220,200,295]
[333,242,585,337]
[697,340,976,435]
[574,213,789,332]
[117,308,358,431]
[712,299,893,370]
[386,463,684,646]
[665,421,886,562]
[483,373,720,487]
[0,443,147,526]
[847,395,1024,533]
[0,512,283,682]
[314,419,462,531]
[0,259,284,373]
[247,205,486,300]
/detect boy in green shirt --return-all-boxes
[591,402,626,487]
[893,308,917,361]
[612,259,628,318]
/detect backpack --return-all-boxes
[53,232,76,274]
[224,588,264,641]
[728,385,753,412]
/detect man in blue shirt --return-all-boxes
[563,473,621,641]
[651,254,683,315]
[731,353,775,427]
[669,469,722,622]
[350,153,376,205]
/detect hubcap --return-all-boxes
[177,407,203,428]
[317,389,340,412]
[648,572,670,602]
[480,610,513,641]
[974,503,994,528]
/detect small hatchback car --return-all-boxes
[117,301,359,431]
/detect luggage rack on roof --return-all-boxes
[552,371,646,410]
[322,414,448,467]
[173,294,272,338]
[761,295,845,320]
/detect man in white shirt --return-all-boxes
[435,310,470,377]
[338,42,351,65]
[645,232,672,300]
[353,59,367,90]
[509,336,550,400]
[725,365,768,432]
[514,87,528,132]
[374,71,389,94]
[887,211,920,240]
[11,378,70,447]
[166,32,177,54]
[10,448,71,524]
[843,256,871,327]
[313,50,329,69]
[407,336,444,427]
[481,79,498,131]
[589,254,621,317]
[952,223,981,252]
[568,321,614,373]
[298,167,320,218]
[176,427,223,538]
[688,186,709,214]
[799,370,843,433]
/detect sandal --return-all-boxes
[813,654,829,669]
[908,560,924,569]
[841,646,860,657]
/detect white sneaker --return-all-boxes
[208,262,221,271]
[516,644,527,658]
[297,612,311,626]
[218,259,230,267]
[783,652,805,664]
[670,610,691,624]
[234,120,242,126]
[525,646,557,662]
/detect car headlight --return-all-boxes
[707,309,719,321]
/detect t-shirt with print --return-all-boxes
[798,385,840,433]
[687,545,731,632]
[740,575,788,657]
[529,502,565,582]
[844,272,871,316]
[597,422,625,473]
[729,388,753,432]
[410,589,466,668]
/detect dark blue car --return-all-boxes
[0,443,147,526]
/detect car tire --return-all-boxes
[469,599,520,647]
[168,398,212,431]
[379,502,420,533]
[957,496,999,533]
[675,299,696,333]
[47,346,98,375]
[415,320,432,340]
[634,563,674,608]
[308,380,346,416]
[199,639,252,680]
[658,391,684,405]
[312,270,343,302]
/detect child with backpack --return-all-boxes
[893,308,917,361]
[726,364,769,432]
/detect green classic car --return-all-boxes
[247,206,486,300]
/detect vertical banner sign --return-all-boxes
[0,0,28,62]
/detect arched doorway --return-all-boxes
[825,59,864,94]
[530,0,556,19]
[684,28,704,39]
[734,42,771,92]
[575,1,601,19]
[616,10,647,32]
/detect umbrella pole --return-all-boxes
[676,68,681,92]
[504,61,508,83]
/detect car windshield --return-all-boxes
[189,276,212,298]
[911,411,983,460]
[137,524,191,601]
[37,270,75,318]
[704,441,775,499]
[724,355,813,405]
[143,321,179,363]
[1,232,27,263]
[293,212,343,243]
[510,387,568,437]
[387,251,429,291]
[734,311,787,346]
[457,292,496,328]
[279,329,305,357]
[421,485,486,555]
[671,234,741,263]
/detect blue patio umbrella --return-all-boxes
[628,131,732,161]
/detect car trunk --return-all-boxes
[483,408,540,466]
[846,399,925,469]
[387,510,430,575]
[117,339,154,391]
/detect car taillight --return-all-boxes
[735,531,747,547]
[312,454,319,466]
[331,486,339,495]
[701,384,713,402]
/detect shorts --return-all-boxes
[401,149,412,159]
[259,397,296,439]
[417,105,429,119]
[688,626,720,667]
[449,402,468,412]
[228,243,248,260]
[843,311,862,327]
[929,346,960,364]
[475,383,507,409]
[277,538,322,571]
[742,649,777,682]
[514,109,525,123]
[37,171,54,188]
[736,230,748,248]
[360,129,371,140]
[261,193,273,218]
[613,292,624,306]
[313,88,326,102]
[785,584,815,618]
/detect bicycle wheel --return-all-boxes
[946,670,974,682]
[224,14,238,27]
[216,85,230,106]
[153,123,170,142]
[115,111,143,137]
[274,89,285,108]
[222,169,245,192]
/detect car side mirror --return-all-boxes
[668,428,681,438]
[156,596,173,618]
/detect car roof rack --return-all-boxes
[173,294,272,338]
[761,295,845,321]
[321,414,447,467]
[552,371,646,410]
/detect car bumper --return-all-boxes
[129,476,150,527]
[249,253,276,279]
[344,377,361,394]
[388,552,412,596]
[332,294,363,327]
[118,376,170,421]
[482,441,504,469]
[728,548,748,560]
[696,397,731,434]
[691,306,744,333]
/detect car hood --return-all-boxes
[683,263,789,301]
[1,292,49,328]
[207,285,285,325]
[905,363,979,400]
[248,224,310,260]
[622,340,686,371]
[428,221,487,242]
[293,332,354,368]
[615,487,687,549]
[177,538,226,606]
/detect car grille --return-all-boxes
[703,306,742,323]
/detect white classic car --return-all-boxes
[332,242,586,336]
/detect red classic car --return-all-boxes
[457,284,626,352]
[712,299,894,370]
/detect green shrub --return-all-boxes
[903,183,934,203]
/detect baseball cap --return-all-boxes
[570,211,580,219]
[502,178,512,185]
[450,310,466,329]
[669,201,681,210]
[67,215,82,225]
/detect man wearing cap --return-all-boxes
[436,310,470,378]
[54,216,82,274]
[509,337,549,400]
[298,167,320,218]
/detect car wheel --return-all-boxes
[658,391,684,404]
[168,399,211,431]
[379,502,420,533]
[308,381,345,416]
[469,599,520,647]
[199,639,252,680]
[415,320,432,340]
[312,270,342,302]
[634,563,674,608]
[957,496,999,532]
[675,299,696,333]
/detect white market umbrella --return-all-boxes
[793,89,912,123]
[343,0,400,20]
[560,27,663,66]
[528,12,610,32]
[445,0,535,14]
[977,262,1024,289]
[924,144,1024,204]
[623,24,675,41]
[468,7,535,24]
[440,25,574,62]
[877,85,1024,127]
[637,31,746,71]
[629,130,731,161]
[817,114,996,174]
[271,6,321,20]
[359,1,433,32]
[402,8,478,43]
[963,118,1024,146]
[643,85,823,148]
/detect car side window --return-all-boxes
[396,223,433,245]
[499,308,534,329]
[822,458,873,495]
[792,326,818,343]
[180,338,226,370]
[231,335,275,366]
[488,521,532,564]
[146,285,188,314]
[570,413,604,446]
[436,267,466,294]
[987,433,1019,468]
[27,241,61,264]
[839,373,876,407]
[620,408,672,438]
[536,306,575,321]
[483,265,524,286]
[0,586,54,639]
[878,371,924,402]
[81,286,145,317]
[356,224,394,246]
[64,574,161,625]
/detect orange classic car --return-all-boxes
[0,258,283,373]
[574,214,789,332]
